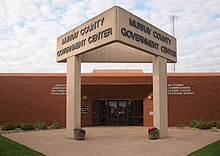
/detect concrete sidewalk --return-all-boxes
[2,127,220,156]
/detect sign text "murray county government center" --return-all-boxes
[56,7,177,62]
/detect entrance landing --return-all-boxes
[2,127,220,156]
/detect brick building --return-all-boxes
[0,70,219,127]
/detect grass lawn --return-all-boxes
[0,135,45,156]
[188,140,220,156]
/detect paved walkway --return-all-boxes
[2,127,220,156]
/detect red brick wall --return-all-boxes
[143,76,220,127]
[81,85,151,100]
[144,91,153,127]
[168,76,220,126]
[0,74,220,128]
[81,90,92,127]
[0,76,66,127]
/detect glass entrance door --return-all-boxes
[118,101,128,125]
[108,101,118,125]
[108,100,128,125]
[97,100,143,126]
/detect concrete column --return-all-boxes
[152,56,168,138]
[66,56,81,138]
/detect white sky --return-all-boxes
[0,0,220,73]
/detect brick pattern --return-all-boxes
[168,76,220,126]
[0,74,220,127]
[82,85,152,100]
[81,90,92,127]
[0,76,66,126]
[81,76,152,85]
[144,91,153,127]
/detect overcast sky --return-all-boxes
[0,0,219,73]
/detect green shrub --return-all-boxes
[176,119,185,128]
[189,120,202,128]
[216,122,220,129]
[197,121,213,130]
[207,121,217,127]
[20,122,35,130]
[50,121,61,129]
[1,123,16,131]
[34,121,47,129]
[189,120,218,130]
[14,122,22,128]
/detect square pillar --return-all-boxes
[152,56,168,138]
[66,56,81,138]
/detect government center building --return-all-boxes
[0,7,219,139]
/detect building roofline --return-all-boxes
[167,72,220,76]
[0,73,66,77]
[0,72,220,77]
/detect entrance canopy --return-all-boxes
[56,6,177,63]
[56,6,177,139]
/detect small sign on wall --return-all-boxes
[51,84,66,96]
[81,106,88,114]
[168,83,195,95]
[149,111,154,116]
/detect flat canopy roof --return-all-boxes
[56,6,177,63]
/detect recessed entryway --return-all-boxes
[93,100,143,126]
